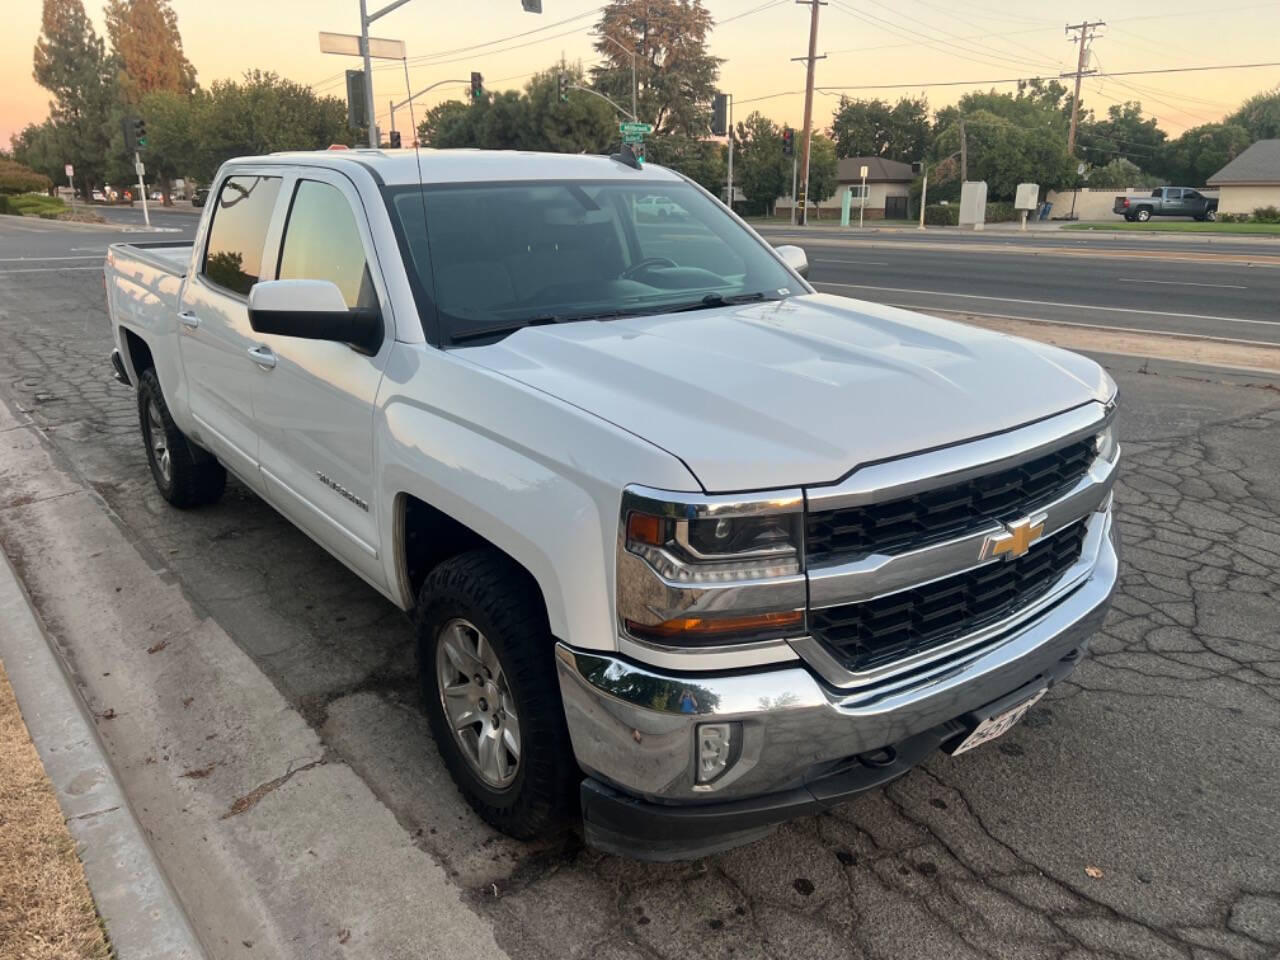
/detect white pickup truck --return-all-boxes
[106,148,1120,860]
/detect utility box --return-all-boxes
[958,181,988,230]
[1015,183,1039,210]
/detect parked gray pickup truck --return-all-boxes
[1114,187,1218,222]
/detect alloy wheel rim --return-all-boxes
[146,399,171,483]
[435,618,520,789]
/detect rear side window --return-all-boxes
[276,180,375,309]
[202,175,282,295]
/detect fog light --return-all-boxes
[696,722,737,783]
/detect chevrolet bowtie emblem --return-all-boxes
[983,515,1046,561]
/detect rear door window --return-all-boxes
[202,175,283,296]
[276,179,376,309]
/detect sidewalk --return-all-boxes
[0,443,206,959]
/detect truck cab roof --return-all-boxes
[241,148,685,186]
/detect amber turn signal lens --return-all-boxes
[626,610,803,640]
[626,511,665,547]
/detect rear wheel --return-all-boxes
[1123,214,1135,222]
[137,369,226,508]
[416,549,577,839]
[1136,208,1152,222]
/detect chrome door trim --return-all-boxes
[806,402,1111,512]
[807,449,1117,609]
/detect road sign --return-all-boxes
[622,132,646,144]
[319,31,405,59]
[860,165,869,178]
[135,159,145,178]
[619,121,654,135]
[64,164,74,178]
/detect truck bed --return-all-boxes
[108,241,193,277]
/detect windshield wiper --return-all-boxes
[665,291,780,313]
[450,310,623,344]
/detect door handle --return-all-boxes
[178,311,200,329]
[247,345,277,369]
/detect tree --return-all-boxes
[732,111,786,214]
[1156,123,1252,185]
[1085,157,1159,189]
[32,0,116,196]
[104,0,196,103]
[806,134,838,208]
[189,72,351,181]
[1230,86,1280,141]
[9,121,69,187]
[645,136,724,193]
[830,96,929,162]
[1078,101,1165,167]
[419,63,617,154]
[591,0,721,138]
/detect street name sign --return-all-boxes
[319,32,406,60]
[619,122,654,135]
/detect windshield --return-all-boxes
[383,179,801,344]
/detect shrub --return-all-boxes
[1218,212,1250,223]
[0,195,11,216]
[985,202,1017,223]
[1253,205,1280,223]
[0,157,52,196]
[924,204,959,225]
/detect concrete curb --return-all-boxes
[0,544,208,960]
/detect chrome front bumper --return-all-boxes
[556,506,1118,807]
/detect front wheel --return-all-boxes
[416,549,577,839]
[1204,208,1217,222]
[137,369,226,508]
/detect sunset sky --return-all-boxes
[5,0,1279,150]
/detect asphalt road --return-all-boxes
[2,215,1280,959]
[756,225,1280,346]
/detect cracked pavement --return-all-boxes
[1,231,1278,959]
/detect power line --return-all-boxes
[827,24,1052,55]
[814,60,1280,92]
[719,0,790,26]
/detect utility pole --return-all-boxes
[1063,19,1104,156]
[792,0,826,226]
[726,94,734,212]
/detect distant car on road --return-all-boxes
[1115,187,1218,222]
[150,191,164,201]
[635,194,682,218]
[91,189,105,203]
[191,187,208,208]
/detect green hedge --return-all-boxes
[924,202,1020,226]
[1254,205,1280,224]
[0,195,11,216]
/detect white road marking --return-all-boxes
[0,255,103,262]
[1117,277,1246,289]
[814,258,891,266]
[881,303,1280,349]
[814,281,1279,327]
[0,266,104,273]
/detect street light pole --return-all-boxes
[359,0,415,147]
[598,33,638,121]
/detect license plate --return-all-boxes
[952,688,1047,755]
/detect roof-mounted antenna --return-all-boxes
[610,142,644,170]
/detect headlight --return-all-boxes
[1095,422,1118,462]
[617,487,806,646]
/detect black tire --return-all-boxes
[1205,208,1217,222]
[416,549,577,839]
[1136,207,1152,222]
[137,368,226,508]
[1123,214,1135,222]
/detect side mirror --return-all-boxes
[775,244,809,280]
[248,279,382,353]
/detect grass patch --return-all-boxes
[0,661,111,959]
[1063,219,1280,235]
[5,194,69,218]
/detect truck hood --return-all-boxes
[459,293,1113,492]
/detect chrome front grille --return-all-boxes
[796,403,1118,690]
[810,521,1088,674]
[805,436,1096,564]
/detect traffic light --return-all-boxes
[781,127,793,156]
[345,70,366,130]
[123,115,147,152]
[521,0,542,10]
[911,161,922,175]
[470,72,484,101]
[389,129,402,149]
[557,73,569,103]
[711,93,728,136]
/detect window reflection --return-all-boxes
[277,180,376,310]
[202,176,282,296]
